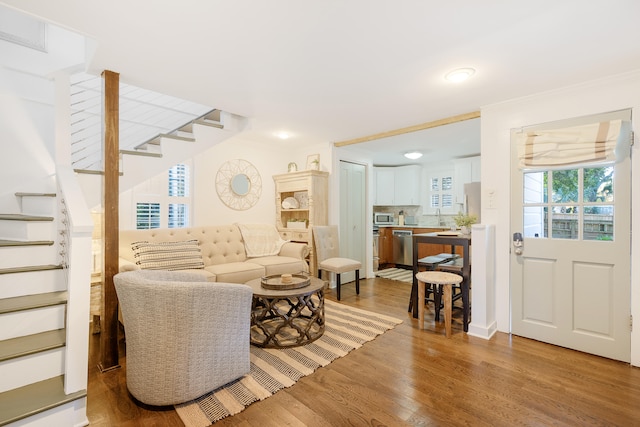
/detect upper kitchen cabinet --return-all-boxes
[453,156,481,204]
[374,165,421,205]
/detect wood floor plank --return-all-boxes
[86,277,640,426]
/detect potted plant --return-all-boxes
[453,213,477,235]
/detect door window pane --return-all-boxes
[523,206,547,238]
[583,166,613,203]
[584,205,613,241]
[523,171,547,204]
[552,169,578,203]
[551,206,579,239]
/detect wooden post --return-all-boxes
[99,70,121,371]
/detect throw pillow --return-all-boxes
[131,240,205,271]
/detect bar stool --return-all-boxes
[415,271,463,338]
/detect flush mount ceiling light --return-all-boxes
[445,67,476,83]
[404,151,423,160]
[274,131,290,139]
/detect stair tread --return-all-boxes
[0,264,62,275]
[0,239,54,247]
[14,193,56,198]
[0,214,54,221]
[0,291,67,315]
[193,119,224,129]
[0,375,86,426]
[119,149,163,158]
[0,329,65,362]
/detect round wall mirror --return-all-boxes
[216,159,262,210]
[231,173,250,196]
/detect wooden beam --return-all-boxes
[333,111,481,147]
[99,70,121,372]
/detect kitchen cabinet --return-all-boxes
[453,156,481,204]
[374,168,395,205]
[378,227,393,265]
[374,165,421,205]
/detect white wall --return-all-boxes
[119,134,333,229]
[481,70,640,366]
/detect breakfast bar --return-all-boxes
[411,232,471,332]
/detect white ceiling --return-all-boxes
[3,1,640,163]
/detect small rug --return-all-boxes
[175,299,402,426]
[375,267,414,283]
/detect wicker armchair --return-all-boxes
[114,269,253,406]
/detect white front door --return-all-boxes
[510,126,631,362]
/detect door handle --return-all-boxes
[513,232,523,255]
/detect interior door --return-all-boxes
[510,120,631,362]
[339,161,365,283]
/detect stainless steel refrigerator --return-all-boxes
[464,182,481,223]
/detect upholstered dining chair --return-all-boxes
[312,225,361,300]
[114,269,253,406]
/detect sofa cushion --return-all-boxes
[205,262,265,283]
[132,240,205,271]
[247,256,309,276]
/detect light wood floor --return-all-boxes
[86,277,640,426]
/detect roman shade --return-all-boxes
[516,119,629,170]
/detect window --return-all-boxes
[428,170,454,211]
[522,165,614,241]
[169,164,189,197]
[168,203,188,228]
[136,203,160,229]
[134,162,192,229]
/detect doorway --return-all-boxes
[510,111,632,362]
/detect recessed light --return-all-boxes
[445,68,476,83]
[404,151,423,160]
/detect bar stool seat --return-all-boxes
[415,271,463,338]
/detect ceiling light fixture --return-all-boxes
[404,151,423,160]
[445,67,476,83]
[274,131,290,140]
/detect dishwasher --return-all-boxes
[392,229,413,266]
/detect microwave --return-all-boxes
[374,212,395,225]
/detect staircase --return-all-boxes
[0,191,89,426]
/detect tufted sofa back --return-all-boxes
[119,224,249,267]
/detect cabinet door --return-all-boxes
[378,228,393,264]
[394,165,421,205]
[375,168,395,205]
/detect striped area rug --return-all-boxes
[175,299,402,426]
[375,267,414,283]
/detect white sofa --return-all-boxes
[119,224,309,283]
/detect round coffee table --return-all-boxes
[245,276,326,348]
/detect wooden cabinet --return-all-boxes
[374,165,421,205]
[273,170,329,274]
[378,228,393,264]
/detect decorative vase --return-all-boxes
[460,226,470,235]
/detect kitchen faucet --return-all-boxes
[436,208,443,226]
